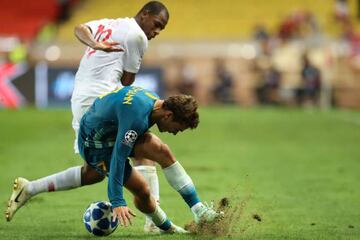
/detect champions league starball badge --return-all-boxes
[122,130,138,147]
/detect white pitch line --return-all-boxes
[330,113,360,127]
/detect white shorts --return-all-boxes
[71,101,92,153]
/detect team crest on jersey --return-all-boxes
[122,130,138,147]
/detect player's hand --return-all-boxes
[112,206,136,227]
[94,41,124,52]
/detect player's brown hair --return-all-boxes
[163,95,199,129]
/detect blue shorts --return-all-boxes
[78,138,132,183]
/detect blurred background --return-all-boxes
[0,0,360,109]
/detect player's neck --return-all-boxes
[150,100,164,125]
[134,15,142,29]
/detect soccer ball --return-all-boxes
[83,201,119,236]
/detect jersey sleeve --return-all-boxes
[107,112,143,207]
[123,31,148,73]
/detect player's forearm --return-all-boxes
[74,24,97,49]
[108,170,126,207]
[108,182,127,207]
[108,146,129,207]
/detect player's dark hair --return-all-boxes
[139,1,169,19]
[163,95,199,129]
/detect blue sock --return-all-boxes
[157,219,172,231]
[178,184,201,208]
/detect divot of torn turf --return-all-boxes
[185,197,250,237]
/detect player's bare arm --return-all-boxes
[121,71,136,86]
[74,24,123,52]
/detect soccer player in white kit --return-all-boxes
[71,1,168,232]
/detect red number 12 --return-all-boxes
[86,24,112,57]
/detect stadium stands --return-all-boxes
[0,0,59,40]
[1,0,359,108]
[57,0,360,42]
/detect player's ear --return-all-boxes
[164,110,173,120]
[141,10,150,20]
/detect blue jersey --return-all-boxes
[78,86,159,207]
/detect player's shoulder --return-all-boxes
[125,18,148,48]
[126,87,156,104]
[87,18,115,25]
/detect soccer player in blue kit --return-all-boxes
[6,86,223,232]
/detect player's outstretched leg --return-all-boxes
[5,166,82,222]
[134,132,224,224]
[5,164,103,222]
[125,168,188,234]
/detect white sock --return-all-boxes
[163,161,202,212]
[26,166,82,196]
[134,165,160,225]
[163,161,193,191]
[134,165,160,201]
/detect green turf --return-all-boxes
[1,107,360,239]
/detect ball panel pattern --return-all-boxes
[83,201,119,236]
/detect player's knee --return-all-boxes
[158,143,171,158]
[146,135,171,157]
[134,133,175,167]
[93,174,105,183]
[81,166,105,185]
[156,142,176,167]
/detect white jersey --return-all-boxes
[71,17,148,153]
[71,17,148,106]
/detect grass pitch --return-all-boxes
[0,107,360,239]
